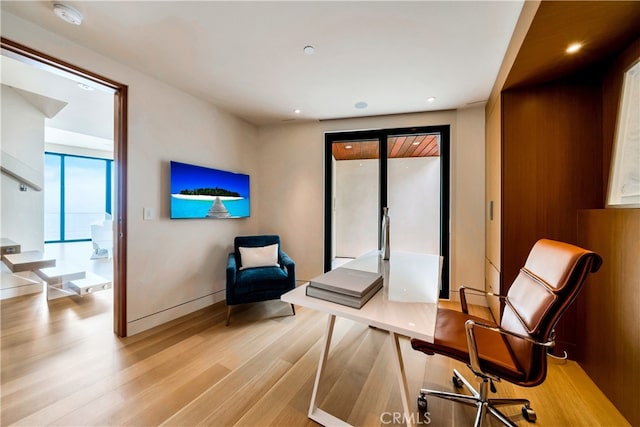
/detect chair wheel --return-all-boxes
[522,405,537,423]
[452,375,463,388]
[417,394,428,412]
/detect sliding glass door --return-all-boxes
[324,125,450,298]
[332,139,380,264]
[387,132,441,254]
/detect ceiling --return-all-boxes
[333,134,439,161]
[504,1,640,89]
[1,54,114,150]
[0,1,525,128]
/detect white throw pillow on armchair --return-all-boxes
[238,244,280,270]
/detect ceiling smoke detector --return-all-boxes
[52,3,83,25]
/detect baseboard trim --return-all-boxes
[127,290,225,336]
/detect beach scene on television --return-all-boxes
[170,161,250,219]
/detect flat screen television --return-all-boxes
[170,161,250,219]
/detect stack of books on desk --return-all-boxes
[306,267,383,309]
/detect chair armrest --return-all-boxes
[463,319,555,378]
[279,250,296,277]
[226,253,237,286]
[459,286,507,314]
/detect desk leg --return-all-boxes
[390,332,414,427]
[308,314,352,426]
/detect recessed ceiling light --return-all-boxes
[354,101,368,109]
[293,109,301,114]
[52,3,83,25]
[566,42,582,54]
[303,45,315,55]
[412,141,420,146]
[345,145,353,149]
[77,83,94,91]
[427,97,436,103]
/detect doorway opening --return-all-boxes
[324,125,450,298]
[1,38,128,336]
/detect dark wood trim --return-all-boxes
[113,86,128,337]
[1,37,129,337]
[1,37,123,91]
[324,125,451,298]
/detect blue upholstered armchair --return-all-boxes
[226,235,296,325]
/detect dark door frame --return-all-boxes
[1,37,129,337]
[324,125,450,299]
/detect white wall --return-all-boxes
[1,12,260,334]
[257,108,486,302]
[452,106,486,302]
[2,11,487,333]
[254,123,322,281]
[1,85,46,252]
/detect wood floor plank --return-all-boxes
[118,362,232,427]
[164,306,326,426]
[197,358,293,427]
[1,291,630,427]
[348,331,401,425]
[320,325,389,421]
[9,333,206,426]
[231,339,321,426]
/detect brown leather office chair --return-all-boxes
[411,239,602,427]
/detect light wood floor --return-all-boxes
[1,290,629,426]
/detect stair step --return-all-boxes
[2,250,55,273]
[68,272,112,296]
[34,266,85,285]
[1,238,21,256]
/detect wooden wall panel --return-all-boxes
[577,209,640,426]
[501,77,603,355]
[483,1,539,323]
[504,1,640,90]
[495,6,639,419]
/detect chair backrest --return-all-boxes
[234,235,281,265]
[500,239,602,386]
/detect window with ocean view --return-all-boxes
[44,152,113,243]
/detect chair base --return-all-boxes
[226,303,296,326]
[418,369,536,427]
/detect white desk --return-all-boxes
[281,250,441,427]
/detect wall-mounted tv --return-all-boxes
[170,161,250,219]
